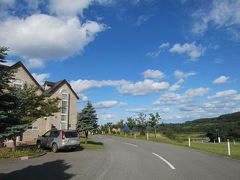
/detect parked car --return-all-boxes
[37,130,80,152]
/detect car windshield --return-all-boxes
[64,131,78,138]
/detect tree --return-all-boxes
[114,119,124,130]
[0,47,19,147]
[149,112,161,138]
[136,113,147,135]
[2,85,60,151]
[126,117,136,130]
[76,101,98,144]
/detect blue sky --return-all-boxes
[0,0,240,124]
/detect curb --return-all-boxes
[19,152,47,160]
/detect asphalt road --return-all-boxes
[0,135,240,180]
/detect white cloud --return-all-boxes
[0,14,106,68]
[213,75,229,84]
[94,100,127,108]
[169,42,206,61]
[71,79,169,96]
[174,70,197,79]
[49,0,92,17]
[32,73,50,85]
[192,0,240,39]
[143,69,165,79]
[208,89,238,99]
[27,58,45,69]
[117,79,169,95]
[70,79,127,92]
[169,79,184,91]
[146,42,170,58]
[154,87,210,105]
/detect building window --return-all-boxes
[13,79,24,89]
[61,89,68,130]
[27,126,38,130]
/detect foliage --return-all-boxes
[1,85,60,151]
[76,101,98,144]
[136,113,147,135]
[0,48,60,150]
[114,119,124,129]
[126,117,136,130]
[148,112,161,127]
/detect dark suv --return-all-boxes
[37,130,80,152]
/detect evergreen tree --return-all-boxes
[0,47,18,146]
[76,101,98,144]
[1,85,60,151]
[0,48,60,150]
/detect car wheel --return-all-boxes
[52,143,58,153]
[36,141,41,149]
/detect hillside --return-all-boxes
[162,112,240,141]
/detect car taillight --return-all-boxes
[62,131,65,140]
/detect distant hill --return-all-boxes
[162,112,240,141]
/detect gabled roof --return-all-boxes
[43,81,55,87]
[44,79,79,100]
[8,61,44,92]
[4,61,79,100]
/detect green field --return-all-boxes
[111,133,240,159]
[80,138,104,150]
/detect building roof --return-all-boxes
[43,81,55,87]
[4,61,79,100]
[44,79,79,100]
[7,61,44,92]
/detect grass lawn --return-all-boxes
[0,146,45,159]
[80,138,104,150]
[187,142,240,159]
[110,133,240,159]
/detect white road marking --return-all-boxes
[152,152,176,170]
[123,142,138,147]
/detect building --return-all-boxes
[2,61,79,142]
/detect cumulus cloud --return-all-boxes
[192,0,240,38]
[169,42,206,61]
[146,42,170,58]
[0,14,106,68]
[154,87,210,105]
[117,79,169,95]
[70,79,127,92]
[49,0,92,17]
[94,100,127,108]
[213,75,229,84]
[143,69,165,79]
[174,70,197,79]
[32,73,50,85]
[208,89,238,99]
[70,79,169,96]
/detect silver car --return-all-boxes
[37,130,80,152]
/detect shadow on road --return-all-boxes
[0,159,75,180]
